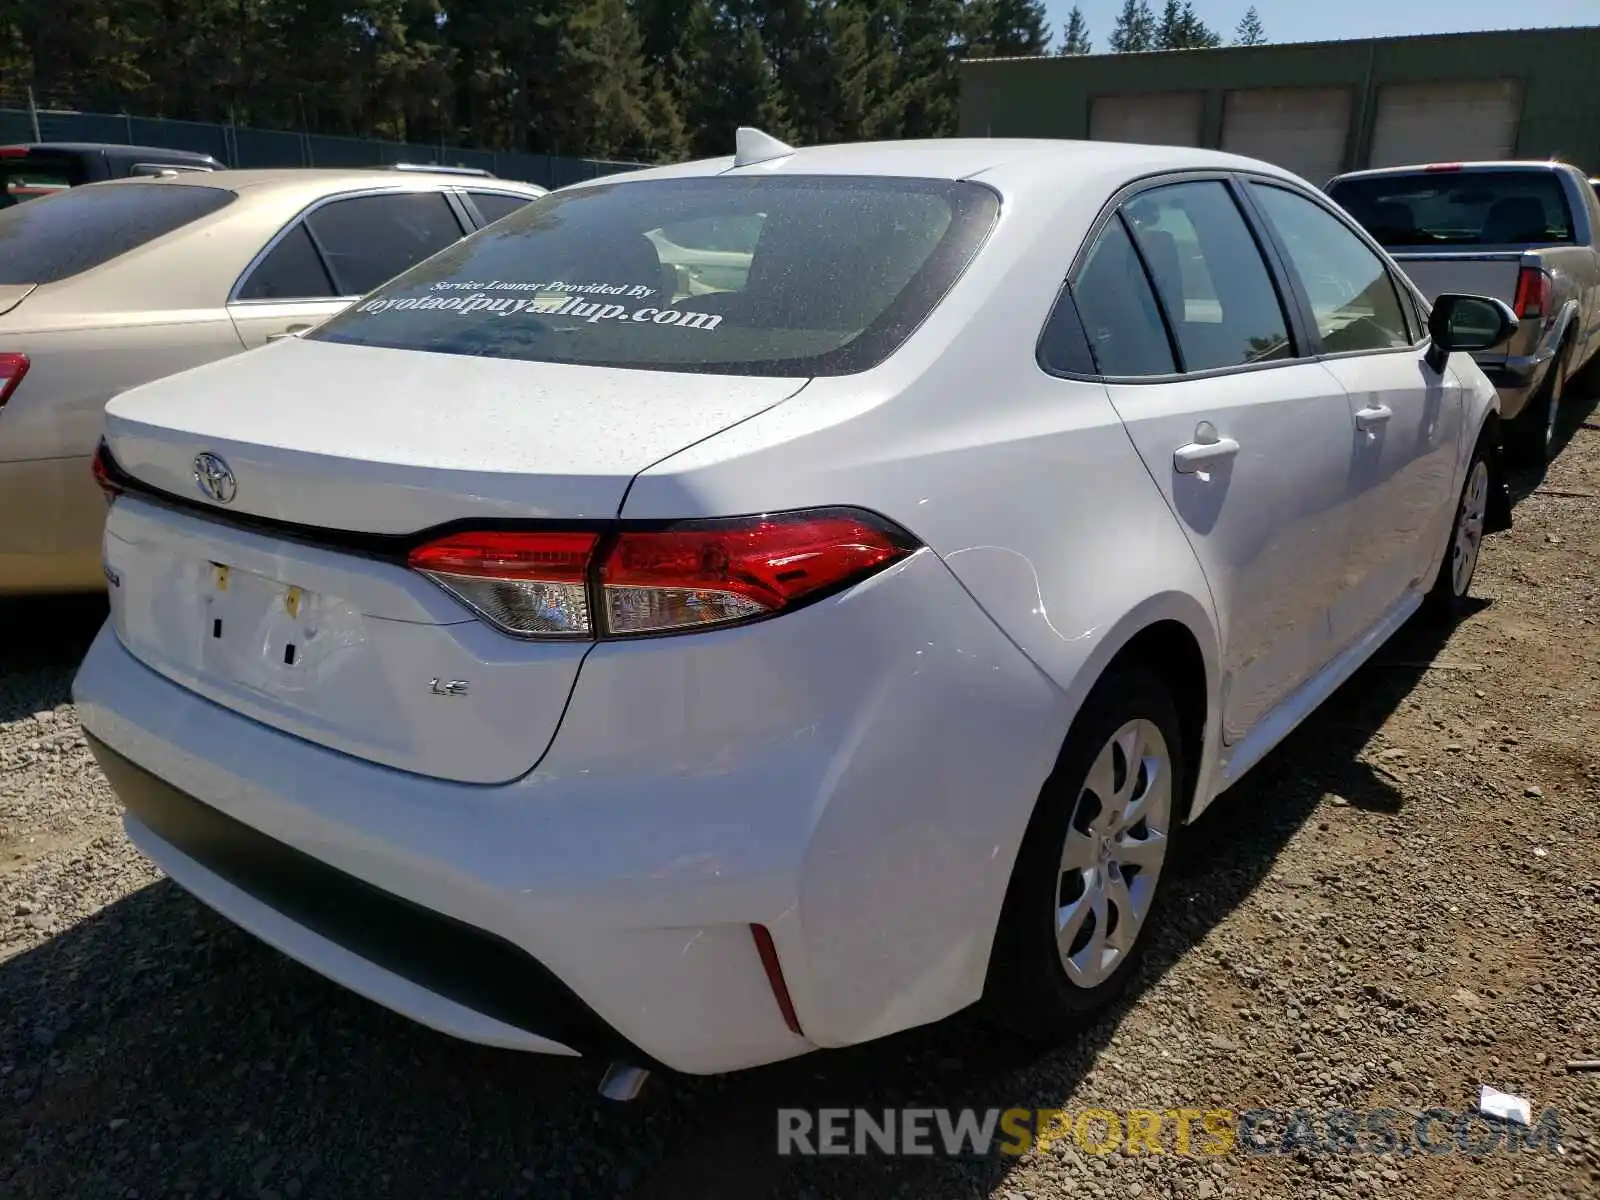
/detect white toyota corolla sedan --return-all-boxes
[73,131,1517,1094]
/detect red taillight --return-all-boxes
[406,508,915,639]
[601,511,909,635]
[0,353,29,410]
[408,530,599,637]
[91,438,123,502]
[1512,266,1550,320]
[0,147,27,159]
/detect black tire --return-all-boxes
[1505,340,1570,466]
[981,662,1186,1043]
[1423,433,1493,622]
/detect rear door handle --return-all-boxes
[1355,403,1393,431]
[1173,436,1241,474]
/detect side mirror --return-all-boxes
[265,324,313,344]
[1425,293,1518,372]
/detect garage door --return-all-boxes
[1369,80,1521,168]
[1089,92,1204,147]
[1221,87,1353,186]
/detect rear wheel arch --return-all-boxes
[1088,619,1209,824]
[981,621,1209,1037]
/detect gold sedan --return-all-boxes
[0,168,545,594]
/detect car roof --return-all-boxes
[563,137,1301,194]
[98,167,547,197]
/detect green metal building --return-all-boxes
[958,25,1600,183]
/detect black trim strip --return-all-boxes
[86,731,656,1065]
[93,438,923,642]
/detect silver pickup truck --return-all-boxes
[1327,160,1600,464]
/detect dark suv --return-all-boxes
[1,142,222,206]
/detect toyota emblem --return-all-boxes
[193,452,237,504]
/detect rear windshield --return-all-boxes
[1328,170,1576,248]
[0,182,236,284]
[2,153,84,206]
[310,175,1000,377]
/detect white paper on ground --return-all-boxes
[1478,1084,1532,1125]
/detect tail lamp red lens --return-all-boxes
[91,439,128,503]
[1512,266,1550,320]
[407,509,916,639]
[0,353,29,410]
[408,530,599,636]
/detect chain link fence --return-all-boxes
[0,86,647,191]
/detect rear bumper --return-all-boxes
[73,547,1067,1074]
[88,732,629,1062]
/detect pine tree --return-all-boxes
[1177,1,1221,47]
[1157,0,1220,49]
[889,0,966,138]
[1058,5,1092,54]
[1155,0,1181,49]
[964,0,1052,59]
[1233,5,1267,45]
[1107,0,1156,53]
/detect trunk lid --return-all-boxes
[101,337,808,783]
[0,284,37,318]
[103,337,807,529]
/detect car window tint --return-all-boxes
[0,182,235,283]
[1070,215,1176,377]
[2,154,82,206]
[1251,184,1413,354]
[649,213,765,297]
[1037,284,1098,376]
[1123,182,1293,371]
[306,191,464,296]
[309,176,1000,378]
[235,222,336,301]
[470,191,535,225]
[1327,170,1575,247]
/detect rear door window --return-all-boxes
[305,191,466,296]
[468,191,537,226]
[1328,170,1576,247]
[310,176,1000,377]
[1121,181,1295,371]
[0,182,236,283]
[1066,217,1177,377]
[235,223,337,301]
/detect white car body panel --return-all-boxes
[1320,353,1466,654]
[101,497,587,784]
[77,538,1068,1070]
[102,338,807,528]
[73,137,1503,1076]
[1102,363,1358,745]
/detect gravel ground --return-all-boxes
[2,388,1598,1200]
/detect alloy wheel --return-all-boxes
[1055,718,1172,989]
[1451,458,1490,597]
